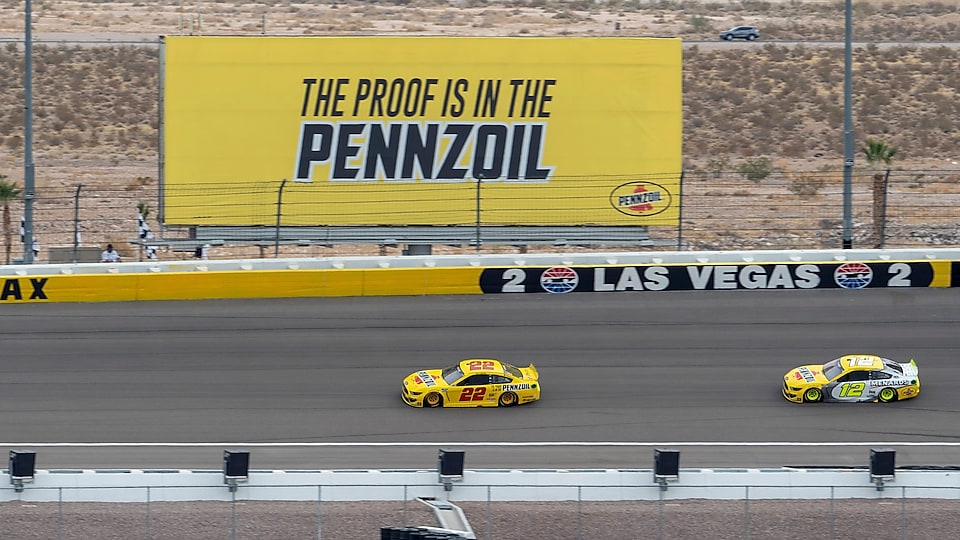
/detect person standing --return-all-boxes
[101,243,121,263]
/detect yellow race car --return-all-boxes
[402,358,540,408]
[782,354,919,404]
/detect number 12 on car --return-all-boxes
[837,382,865,398]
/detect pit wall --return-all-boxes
[2,468,959,503]
[2,249,959,304]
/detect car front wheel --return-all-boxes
[747,35,757,41]
[424,393,443,408]
[878,388,898,403]
[723,35,733,41]
[803,388,822,403]
[498,392,518,407]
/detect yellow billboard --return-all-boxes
[162,36,682,226]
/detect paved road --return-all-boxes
[2,289,959,470]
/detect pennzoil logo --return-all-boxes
[609,181,672,217]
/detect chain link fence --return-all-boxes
[1,483,959,539]
[5,167,960,264]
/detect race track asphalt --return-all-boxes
[2,288,960,470]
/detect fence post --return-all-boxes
[475,176,482,253]
[317,484,322,540]
[879,168,891,247]
[274,179,288,258]
[486,485,491,540]
[231,487,237,540]
[58,487,63,540]
[744,485,750,540]
[577,485,582,540]
[676,170,685,251]
[402,484,408,527]
[830,486,835,540]
[146,486,152,540]
[900,485,906,540]
[72,184,82,263]
[658,484,665,540]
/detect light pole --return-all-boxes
[23,0,36,263]
[842,0,854,249]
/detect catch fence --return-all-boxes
[1,483,959,539]
[5,168,960,264]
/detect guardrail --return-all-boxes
[4,248,959,276]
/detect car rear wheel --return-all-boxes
[498,392,518,407]
[424,393,443,408]
[878,387,898,403]
[802,388,822,403]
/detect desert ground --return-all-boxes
[0,1,958,259]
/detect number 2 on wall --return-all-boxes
[459,388,487,402]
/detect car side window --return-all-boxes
[490,375,512,384]
[870,370,892,380]
[840,371,869,382]
[458,374,490,386]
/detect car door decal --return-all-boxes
[458,387,487,402]
[837,382,866,398]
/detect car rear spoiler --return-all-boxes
[526,363,539,379]
[903,359,919,377]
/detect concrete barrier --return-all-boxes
[2,248,959,303]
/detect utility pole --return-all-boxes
[23,0,36,263]
[841,0,854,249]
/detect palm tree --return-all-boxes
[0,176,24,265]
[861,138,898,247]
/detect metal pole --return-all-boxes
[146,486,152,540]
[317,484,322,540]
[744,485,750,540]
[72,184,82,263]
[486,485,491,540]
[577,485,582,540]
[57,487,63,540]
[677,170,685,251]
[900,486,906,540]
[830,486,836,540]
[195,0,201,35]
[658,484,665,540]
[842,0,855,249]
[475,177,481,253]
[23,0,36,264]
[879,168,890,247]
[274,179,287,258]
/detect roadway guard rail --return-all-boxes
[2,248,959,303]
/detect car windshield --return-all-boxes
[821,358,844,380]
[442,365,464,385]
[502,362,523,379]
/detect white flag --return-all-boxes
[138,212,154,240]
